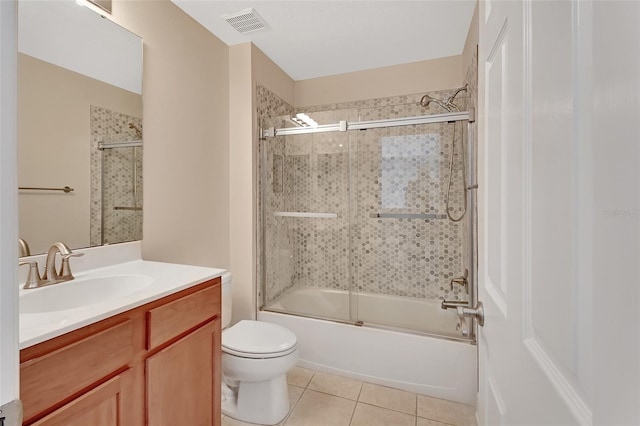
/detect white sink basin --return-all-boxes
[20,274,154,314]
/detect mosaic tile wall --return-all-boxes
[256,85,296,304]
[258,67,478,306]
[90,106,142,246]
[351,123,466,300]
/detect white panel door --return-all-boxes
[0,0,20,423]
[590,2,640,424]
[477,0,592,423]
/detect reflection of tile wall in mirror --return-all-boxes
[90,106,143,247]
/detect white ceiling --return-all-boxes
[171,1,476,81]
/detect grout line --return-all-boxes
[304,388,353,401]
[356,401,418,418]
[347,400,357,426]
[306,370,316,388]
[416,413,457,426]
[356,381,364,402]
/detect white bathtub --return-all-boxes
[260,286,478,405]
[268,286,465,337]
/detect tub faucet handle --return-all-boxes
[449,268,469,294]
[456,302,485,327]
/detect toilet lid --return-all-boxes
[222,320,297,358]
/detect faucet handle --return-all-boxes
[19,260,43,289]
[456,302,485,327]
[59,252,84,280]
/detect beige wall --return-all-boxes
[18,53,141,255]
[228,43,254,322]
[251,44,295,107]
[294,55,464,107]
[112,0,230,269]
[462,3,479,77]
[228,43,295,323]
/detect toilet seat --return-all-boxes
[222,320,297,359]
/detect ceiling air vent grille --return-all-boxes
[222,8,270,34]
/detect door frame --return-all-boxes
[0,0,20,417]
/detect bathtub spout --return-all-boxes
[440,298,469,310]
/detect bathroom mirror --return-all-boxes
[17,0,143,255]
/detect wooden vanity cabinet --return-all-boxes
[145,284,222,425]
[147,320,219,425]
[20,278,222,426]
[30,371,134,426]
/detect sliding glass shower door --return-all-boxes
[350,123,468,334]
[260,113,473,339]
[100,144,143,245]
[260,126,357,323]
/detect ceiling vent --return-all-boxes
[222,8,270,34]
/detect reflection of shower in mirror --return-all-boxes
[90,106,143,247]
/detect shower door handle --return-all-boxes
[457,302,484,327]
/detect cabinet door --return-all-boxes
[30,370,133,426]
[146,320,219,426]
[21,320,134,422]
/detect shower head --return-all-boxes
[418,84,468,113]
[418,93,435,107]
[418,93,455,112]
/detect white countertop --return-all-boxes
[19,259,225,349]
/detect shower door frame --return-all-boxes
[98,141,143,246]
[259,110,478,339]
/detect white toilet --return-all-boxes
[220,272,299,425]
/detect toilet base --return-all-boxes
[221,374,290,425]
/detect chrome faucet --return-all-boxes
[42,242,84,285]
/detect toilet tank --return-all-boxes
[221,271,232,328]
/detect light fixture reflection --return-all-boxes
[294,113,318,127]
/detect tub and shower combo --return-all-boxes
[257,85,480,405]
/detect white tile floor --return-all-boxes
[222,367,477,426]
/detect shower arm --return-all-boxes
[446,84,468,105]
